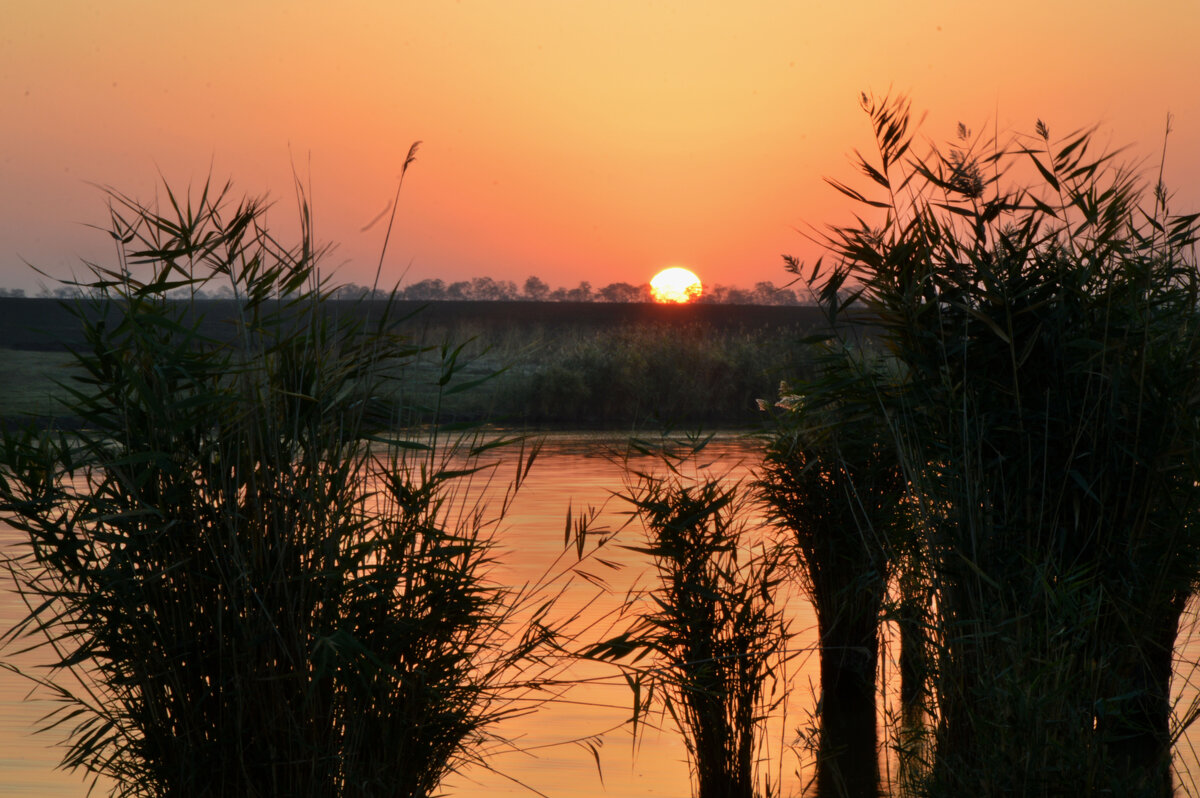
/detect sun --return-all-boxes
[650,267,702,304]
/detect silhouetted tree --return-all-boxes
[523,275,550,301]
[752,281,799,305]
[333,283,374,300]
[445,281,471,300]
[403,278,446,300]
[598,282,644,303]
[470,276,518,300]
[565,281,593,302]
[725,287,753,304]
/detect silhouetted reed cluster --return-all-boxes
[758,94,1200,797]
[0,162,567,797]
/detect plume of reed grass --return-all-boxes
[795,93,1200,796]
[0,168,561,797]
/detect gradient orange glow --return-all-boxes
[650,267,702,303]
[1,2,1197,295]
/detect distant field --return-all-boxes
[0,298,840,428]
[0,298,830,351]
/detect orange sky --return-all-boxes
[3,1,1198,295]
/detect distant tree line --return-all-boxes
[3,276,807,305]
[341,275,807,304]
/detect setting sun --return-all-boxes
[650,267,702,304]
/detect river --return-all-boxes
[1,432,1199,796]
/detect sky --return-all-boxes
[3,1,1199,295]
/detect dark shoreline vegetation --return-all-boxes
[3,93,1200,798]
[0,297,835,429]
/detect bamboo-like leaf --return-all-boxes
[824,177,893,209]
[1026,152,1061,192]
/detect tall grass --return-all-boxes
[0,169,562,797]
[581,437,792,798]
[392,320,817,428]
[796,93,1200,796]
[757,347,906,798]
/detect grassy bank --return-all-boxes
[395,318,820,427]
[0,302,828,429]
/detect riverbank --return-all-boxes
[0,298,839,429]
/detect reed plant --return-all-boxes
[0,169,560,797]
[757,347,907,798]
[582,437,791,798]
[797,93,1200,796]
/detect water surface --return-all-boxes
[3,432,1200,796]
